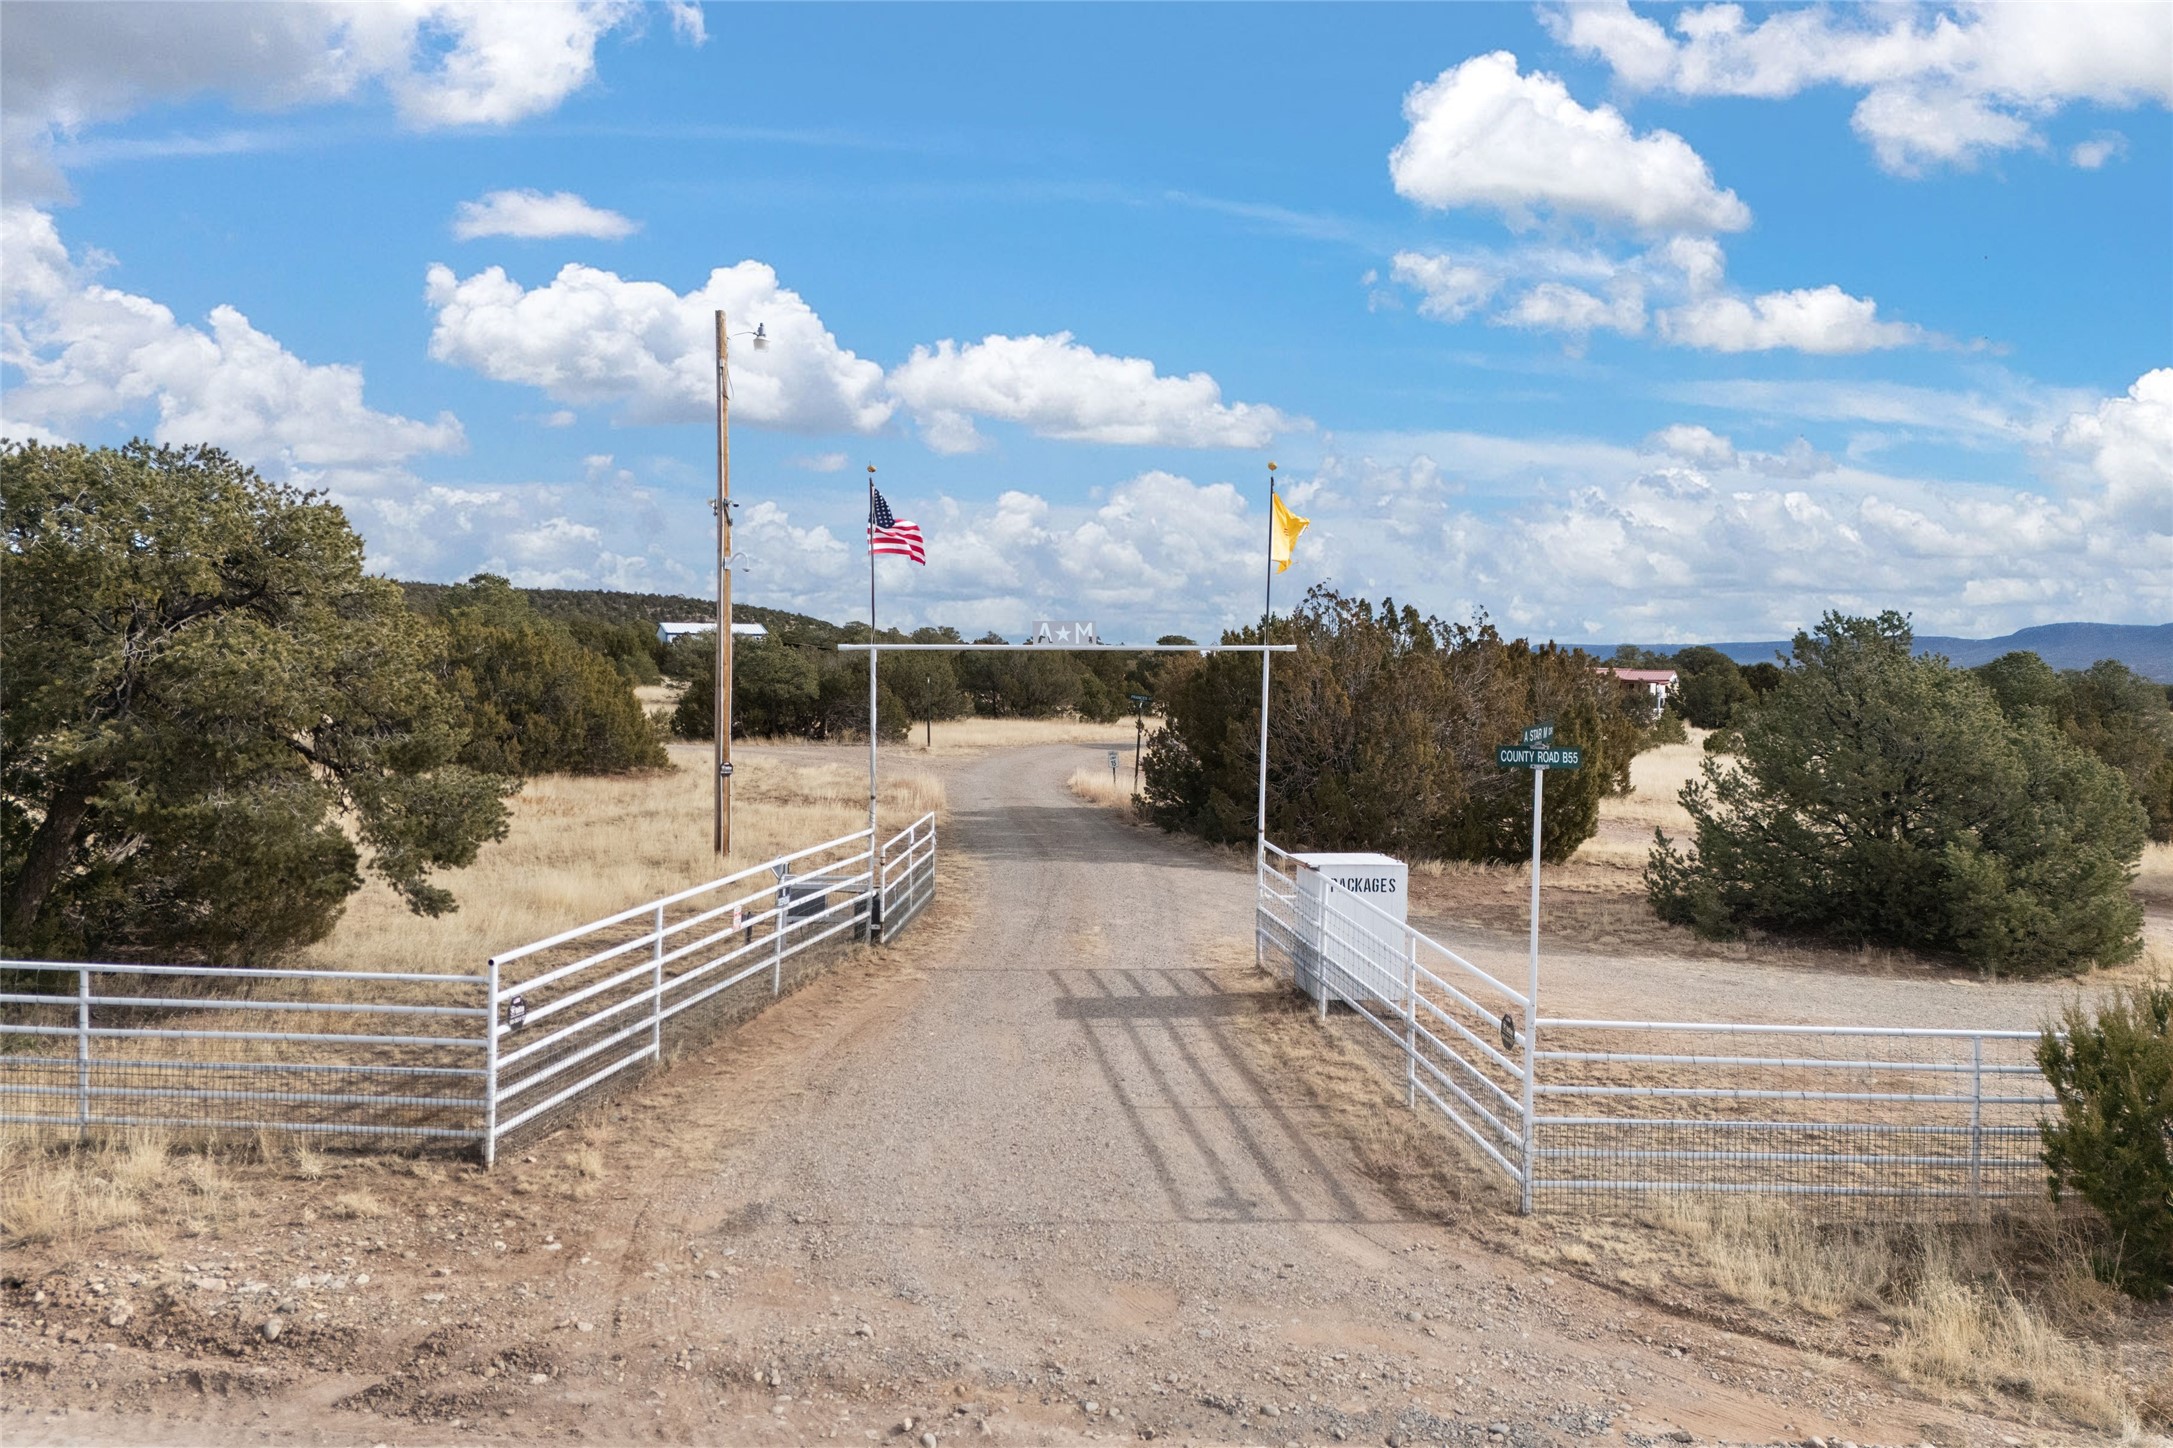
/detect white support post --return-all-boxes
[651,902,666,1060]
[482,961,500,1167]
[76,966,91,1140]
[1521,764,1544,1216]
[773,882,787,995]
[1254,856,1264,971]
[1404,935,1418,1110]
[1317,893,1330,1021]
[1969,1034,1983,1208]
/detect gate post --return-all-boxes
[482,961,500,1168]
[772,883,786,995]
[76,967,91,1141]
[1404,936,1417,1110]
[651,903,666,1060]
[1969,1034,1984,1208]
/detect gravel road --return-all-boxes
[6,743,2074,1446]
[562,745,2040,1447]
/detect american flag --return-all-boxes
[868,488,925,564]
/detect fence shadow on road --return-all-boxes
[1044,965,1382,1226]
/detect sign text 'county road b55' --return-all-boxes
[1496,745,1582,769]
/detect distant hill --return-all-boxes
[395,581,843,642]
[1597,622,2173,682]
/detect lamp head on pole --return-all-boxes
[751,323,768,350]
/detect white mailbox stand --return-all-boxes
[1293,852,1408,1008]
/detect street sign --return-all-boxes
[1521,723,1554,745]
[1128,693,1152,706]
[1496,745,1582,769]
[1108,751,1120,769]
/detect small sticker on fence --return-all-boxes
[1499,1012,1517,1051]
[506,995,528,1030]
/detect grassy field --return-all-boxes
[298,744,943,974]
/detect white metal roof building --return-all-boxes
[657,621,769,644]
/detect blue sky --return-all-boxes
[4,1,2168,643]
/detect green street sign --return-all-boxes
[1521,723,1554,745]
[1497,745,1582,769]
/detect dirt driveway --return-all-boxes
[3,745,2080,1446]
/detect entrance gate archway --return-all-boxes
[837,639,1294,928]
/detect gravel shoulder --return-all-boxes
[2,743,2099,1446]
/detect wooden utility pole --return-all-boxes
[714,311,735,855]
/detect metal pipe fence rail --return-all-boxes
[1256,840,2059,1215]
[879,814,937,943]
[0,815,940,1164]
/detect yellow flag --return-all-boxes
[1270,490,1309,573]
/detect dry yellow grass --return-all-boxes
[330,1188,386,1219]
[1645,1199,2144,1430]
[295,745,943,973]
[2136,841,2173,909]
[0,1130,251,1248]
[1066,764,1139,810]
[1574,737,1716,866]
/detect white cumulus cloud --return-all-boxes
[3,1,692,198]
[453,189,639,241]
[2069,133,2129,169]
[423,259,893,432]
[1658,286,1922,354]
[1388,236,1921,356]
[1502,281,1647,339]
[2059,367,2173,519]
[1546,1,2173,175]
[1647,423,1737,469]
[1388,51,1751,233]
[1388,251,1501,321]
[2,205,463,470]
[886,332,1299,453]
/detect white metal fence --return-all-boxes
[1256,841,2057,1213]
[1259,842,1536,1204]
[0,814,938,1163]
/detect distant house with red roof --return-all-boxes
[1600,667,1678,704]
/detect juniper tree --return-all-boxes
[1,441,515,963]
[1646,612,2146,976]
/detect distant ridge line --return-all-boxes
[1584,622,2173,683]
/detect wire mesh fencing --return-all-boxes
[0,814,940,1163]
[1256,839,2060,1216]
[1529,1019,2052,1210]
[0,962,488,1148]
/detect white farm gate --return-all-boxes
[0,815,938,1164]
[1256,841,2056,1213]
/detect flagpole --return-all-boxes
[866,464,879,868]
[1255,461,1276,873]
